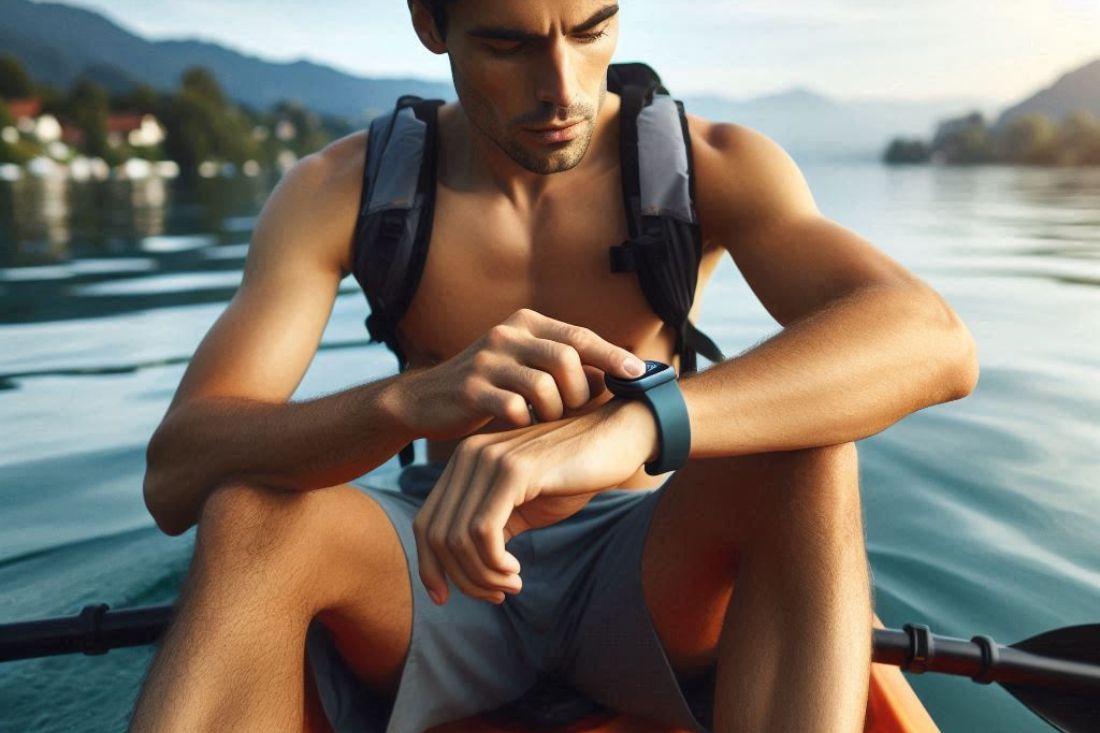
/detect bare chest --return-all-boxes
[395,177,720,370]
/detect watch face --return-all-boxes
[604,359,676,395]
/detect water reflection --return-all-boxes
[0,173,279,323]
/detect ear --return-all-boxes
[408,0,448,55]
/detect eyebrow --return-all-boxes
[467,4,619,42]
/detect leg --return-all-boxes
[128,481,414,733]
[641,443,872,733]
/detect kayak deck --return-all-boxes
[427,614,939,733]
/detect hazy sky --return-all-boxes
[47,0,1100,104]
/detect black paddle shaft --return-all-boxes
[0,604,174,662]
[874,623,1100,690]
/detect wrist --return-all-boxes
[377,371,420,438]
[604,397,660,466]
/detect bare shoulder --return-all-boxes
[252,129,369,278]
[684,113,818,253]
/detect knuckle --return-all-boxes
[552,344,581,371]
[485,324,511,349]
[531,371,557,397]
[471,517,495,542]
[427,529,447,551]
[481,443,509,465]
[569,324,596,343]
[506,394,530,422]
[460,375,485,405]
[496,451,523,478]
[445,532,467,553]
[510,307,536,324]
[471,349,494,373]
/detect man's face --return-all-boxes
[441,1,620,175]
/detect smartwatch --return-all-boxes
[604,360,691,475]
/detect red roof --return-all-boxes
[107,113,145,133]
[6,97,42,120]
[60,123,85,146]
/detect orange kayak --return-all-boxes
[430,613,938,733]
[864,613,940,732]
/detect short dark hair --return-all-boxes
[411,0,451,40]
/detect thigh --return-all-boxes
[307,484,415,697]
[200,479,417,696]
[640,446,860,680]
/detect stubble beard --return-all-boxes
[459,74,608,176]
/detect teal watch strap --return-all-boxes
[604,360,691,475]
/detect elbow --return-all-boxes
[143,422,193,537]
[926,293,980,402]
[953,324,980,400]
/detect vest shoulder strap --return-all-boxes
[607,64,725,374]
[352,94,442,466]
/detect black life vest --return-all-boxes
[352,62,725,469]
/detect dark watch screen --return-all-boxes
[605,359,675,396]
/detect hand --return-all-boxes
[393,308,647,441]
[411,399,658,606]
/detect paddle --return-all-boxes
[1,605,1097,731]
[874,622,1100,732]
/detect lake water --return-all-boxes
[1,161,1098,733]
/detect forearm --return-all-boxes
[677,284,979,458]
[143,372,416,535]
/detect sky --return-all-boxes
[44,0,1100,105]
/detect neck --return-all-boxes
[439,93,621,209]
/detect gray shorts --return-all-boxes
[306,461,715,733]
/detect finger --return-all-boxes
[431,445,514,603]
[507,338,591,410]
[412,459,454,605]
[581,364,611,405]
[477,452,536,555]
[468,463,524,583]
[521,313,646,381]
[448,447,523,590]
[474,384,535,428]
[487,363,566,423]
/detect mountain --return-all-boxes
[3,0,992,156]
[682,88,993,161]
[996,58,1100,128]
[0,0,455,120]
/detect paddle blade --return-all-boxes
[1005,624,1100,733]
[1002,684,1100,733]
[1011,624,1100,665]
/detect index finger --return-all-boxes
[518,311,645,380]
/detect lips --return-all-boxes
[523,120,584,144]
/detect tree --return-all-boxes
[114,83,161,115]
[68,78,112,160]
[160,66,259,175]
[1059,110,1100,166]
[0,55,33,99]
[180,67,225,107]
[931,112,994,164]
[997,114,1059,165]
[883,138,931,164]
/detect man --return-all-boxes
[129,1,979,732]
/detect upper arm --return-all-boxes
[688,115,927,326]
[163,131,368,415]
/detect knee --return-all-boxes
[778,442,859,481]
[196,481,321,564]
[759,442,863,533]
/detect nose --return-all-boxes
[534,37,578,112]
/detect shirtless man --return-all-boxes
[128,2,979,732]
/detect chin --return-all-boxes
[505,131,593,175]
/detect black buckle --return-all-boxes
[902,623,935,674]
[609,234,667,273]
